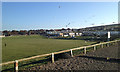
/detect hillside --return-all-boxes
[79,24,120,31]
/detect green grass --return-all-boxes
[2,35,96,62]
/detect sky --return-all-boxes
[2,2,118,31]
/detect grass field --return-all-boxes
[2,35,96,62]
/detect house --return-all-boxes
[59,33,64,37]
[69,33,75,37]
[61,28,67,33]
[59,33,69,37]
[3,30,11,36]
[11,30,19,35]
[64,34,69,37]
[78,33,82,36]
[46,29,60,37]
[72,29,78,32]
[19,30,27,35]
[0,31,5,37]
[28,30,35,35]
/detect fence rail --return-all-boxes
[1,40,120,71]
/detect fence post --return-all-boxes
[107,43,109,47]
[94,46,96,51]
[112,42,114,45]
[111,42,113,45]
[14,60,18,72]
[116,40,118,44]
[101,44,103,48]
[52,53,54,63]
[70,49,73,57]
[84,47,86,54]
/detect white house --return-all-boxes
[64,35,69,37]
[69,33,75,37]
[78,33,82,36]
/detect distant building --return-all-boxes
[0,31,5,37]
[19,30,27,35]
[69,33,75,37]
[3,30,11,36]
[63,34,69,37]
[59,33,64,37]
[11,30,19,35]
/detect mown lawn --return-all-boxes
[2,35,95,62]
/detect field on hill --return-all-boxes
[2,35,95,62]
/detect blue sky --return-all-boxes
[2,2,118,30]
